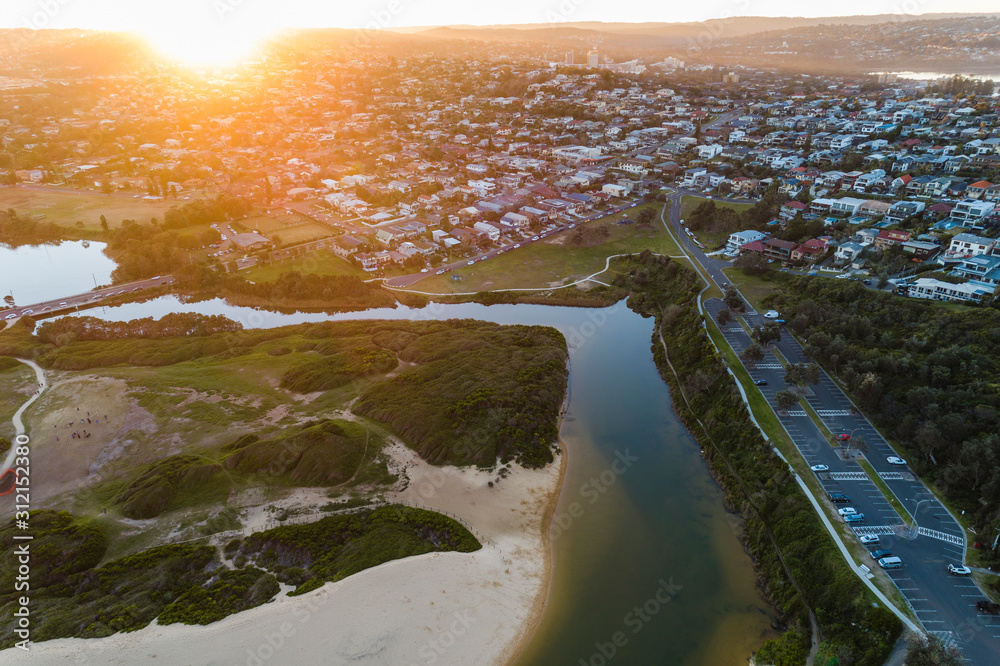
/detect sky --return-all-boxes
[4,0,999,64]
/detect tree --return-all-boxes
[904,634,963,666]
[3,295,13,307]
[753,322,782,348]
[716,309,733,326]
[803,363,821,385]
[741,343,764,366]
[775,390,798,412]
[100,178,114,196]
[724,285,745,311]
[734,252,769,276]
[100,214,108,232]
[784,363,805,385]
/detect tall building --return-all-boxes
[565,51,574,65]
[588,49,599,68]
[722,72,740,84]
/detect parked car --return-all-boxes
[844,513,865,523]
[836,433,851,441]
[838,507,857,516]
[3,314,16,320]
[948,564,972,576]
[977,600,1000,614]
[860,535,880,545]
[887,457,907,466]
[435,269,445,275]
[871,549,893,559]
[811,464,829,472]
[828,492,851,503]
[754,380,767,386]
[763,310,779,319]
[467,260,475,266]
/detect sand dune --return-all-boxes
[3,442,564,666]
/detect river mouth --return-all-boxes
[55,296,779,664]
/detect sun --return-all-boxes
[141,24,271,67]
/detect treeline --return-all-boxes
[226,505,481,596]
[162,194,250,230]
[217,271,396,310]
[354,321,568,468]
[765,278,1000,531]
[37,313,242,346]
[611,252,901,665]
[105,218,222,282]
[0,505,476,646]
[0,208,80,246]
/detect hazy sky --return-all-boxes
[5,0,998,64]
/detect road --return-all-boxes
[2,275,175,325]
[702,300,998,662]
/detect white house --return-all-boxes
[603,183,628,197]
[696,144,723,160]
[834,241,864,263]
[951,199,993,225]
[908,277,994,303]
[473,221,501,241]
[948,233,995,257]
[726,230,766,252]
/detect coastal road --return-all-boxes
[2,275,175,326]
[704,297,1000,663]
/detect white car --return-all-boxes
[887,457,907,466]
[810,464,829,472]
[838,507,857,516]
[763,311,779,319]
[4,314,16,320]
[859,535,880,545]
[948,564,972,576]
[467,260,475,266]
[513,244,521,248]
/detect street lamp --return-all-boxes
[911,499,931,533]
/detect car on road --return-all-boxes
[844,513,865,523]
[870,549,893,559]
[21,309,33,315]
[513,244,521,248]
[531,236,539,241]
[810,464,829,472]
[838,507,857,516]
[754,380,767,386]
[467,260,475,266]
[862,280,872,286]
[435,269,445,275]
[828,492,850,503]
[3,314,16,320]
[948,564,972,576]
[763,310,779,319]
[59,301,67,306]
[860,535,880,545]
[568,224,575,229]
[887,457,907,466]
[419,268,429,273]
[836,433,851,441]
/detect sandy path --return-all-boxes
[2,441,565,666]
[2,358,45,471]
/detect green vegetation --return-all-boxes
[0,505,479,647]
[764,278,1000,541]
[244,248,368,282]
[114,454,226,519]
[355,322,567,467]
[229,505,481,595]
[224,419,395,487]
[612,252,901,665]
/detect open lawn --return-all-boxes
[723,267,793,311]
[680,195,754,249]
[407,203,682,294]
[244,249,369,282]
[235,215,334,246]
[0,187,176,232]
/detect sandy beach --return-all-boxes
[2,440,565,666]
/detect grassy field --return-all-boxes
[235,216,334,246]
[0,360,33,440]
[406,203,682,294]
[0,187,176,232]
[680,195,754,249]
[243,249,369,282]
[722,267,793,311]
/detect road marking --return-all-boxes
[785,410,806,416]
[816,410,852,416]
[852,525,898,536]
[918,527,965,546]
[879,472,907,480]
[829,472,868,481]
[754,363,783,369]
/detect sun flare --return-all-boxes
[141,24,271,67]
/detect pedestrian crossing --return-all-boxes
[878,472,906,481]
[816,409,851,417]
[829,472,869,481]
[852,525,898,536]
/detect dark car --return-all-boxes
[871,549,893,559]
[828,492,851,503]
[754,380,767,386]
